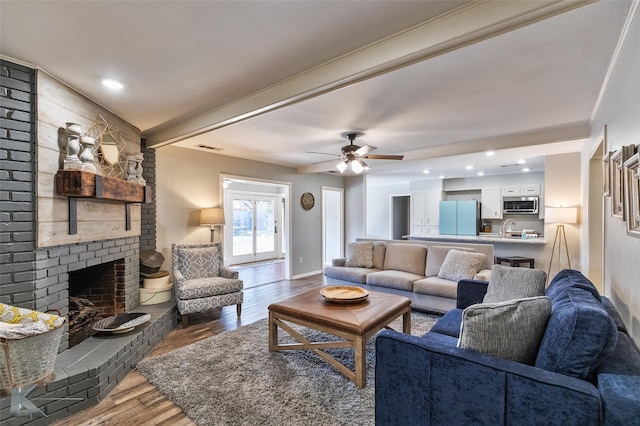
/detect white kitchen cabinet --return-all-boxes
[410,192,426,225]
[538,186,545,219]
[426,225,440,235]
[426,192,441,226]
[411,191,441,228]
[481,187,502,219]
[501,186,521,196]
[521,185,541,196]
[410,225,425,236]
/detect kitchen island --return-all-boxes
[405,234,548,271]
[404,234,546,245]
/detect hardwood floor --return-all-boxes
[232,259,286,289]
[52,274,325,426]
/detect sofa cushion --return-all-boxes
[366,270,423,291]
[413,276,459,299]
[383,244,427,275]
[458,296,552,364]
[483,265,546,303]
[438,250,486,282]
[345,241,374,268]
[535,287,618,380]
[425,246,476,277]
[177,277,243,300]
[545,269,602,302]
[372,241,387,270]
[428,308,463,338]
[596,332,640,426]
[324,266,377,284]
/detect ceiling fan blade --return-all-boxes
[306,151,339,156]
[297,159,340,174]
[355,145,377,156]
[364,154,404,160]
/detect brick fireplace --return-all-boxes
[0,59,174,424]
[69,259,126,318]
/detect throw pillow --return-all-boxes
[438,250,486,282]
[425,246,476,277]
[483,265,547,303]
[458,296,552,364]
[345,241,374,268]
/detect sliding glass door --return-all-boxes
[228,194,277,265]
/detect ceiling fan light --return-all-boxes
[336,161,348,173]
[351,159,364,174]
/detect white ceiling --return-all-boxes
[0,1,633,181]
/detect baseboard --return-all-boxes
[291,270,323,280]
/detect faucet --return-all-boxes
[500,219,516,238]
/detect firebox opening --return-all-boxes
[68,259,126,347]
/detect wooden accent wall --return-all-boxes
[36,71,142,247]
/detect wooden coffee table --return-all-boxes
[268,287,411,388]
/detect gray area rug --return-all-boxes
[136,312,439,426]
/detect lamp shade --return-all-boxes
[200,207,225,226]
[545,207,577,224]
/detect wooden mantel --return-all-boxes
[55,170,148,203]
[55,170,150,235]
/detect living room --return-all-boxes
[1,1,639,425]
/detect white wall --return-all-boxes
[584,4,640,346]
[156,145,343,278]
[544,153,582,278]
[365,181,410,239]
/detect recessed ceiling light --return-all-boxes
[516,159,526,164]
[465,165,474,170]
[423,169,431,174]
[522,167,530,172]
[439,175,446,179]
[477,171,485,176]
[102,79,123,90]
[485,151,495,156]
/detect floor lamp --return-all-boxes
[200,207,225,242]
[546,206,578,281]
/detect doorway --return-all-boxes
[222,175,290,281]
[390,195,410,239]
[588,134,605,291]
[322,187,344,266]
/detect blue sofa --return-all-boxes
[375,269,640,426]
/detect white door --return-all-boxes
[227,193,278,265]
[322,187,344,266]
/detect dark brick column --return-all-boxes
[140,141,156,251]
[0,60,37,307]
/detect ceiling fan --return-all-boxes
[308,132,404,174]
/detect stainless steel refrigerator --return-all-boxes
[439,200,480,236]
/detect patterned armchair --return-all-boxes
[171,243,243,328]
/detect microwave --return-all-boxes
[503,196,539,215]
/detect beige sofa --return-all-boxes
[324,239,494,314]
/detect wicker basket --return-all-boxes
[0,325,64,390]
[0,304,66,391]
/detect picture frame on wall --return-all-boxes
[610,145,636,220]
[611,149,625,218]
[624,151,640,238]
[603,151,612,196]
